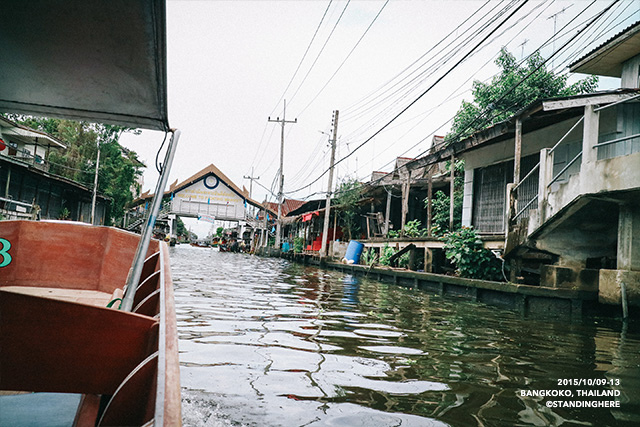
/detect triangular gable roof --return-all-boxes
[134,163,265,210]
[170,164,248,198]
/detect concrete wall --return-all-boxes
[599,269,640,307]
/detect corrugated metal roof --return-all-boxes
[265,199,306,217]
[570,20,640,77]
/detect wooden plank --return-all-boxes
[0,286,112,307]
[0,290,157,394]
[158,242,181,426]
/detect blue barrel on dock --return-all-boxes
[282,242,290,252]
[344,240,364,264]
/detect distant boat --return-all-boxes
[190,241,210,248]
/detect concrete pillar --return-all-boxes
[618,204,640,271]
[580,105,599,193]
[168,214,176,239]
[461,169,474,227]
[537,148,552,226]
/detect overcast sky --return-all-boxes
[119,0,639,235]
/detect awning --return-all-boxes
[302,211,320,222]
[0,0,169,131]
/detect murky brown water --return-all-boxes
[171,245,640,426]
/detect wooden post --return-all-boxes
[384,189,391,235]
[449,154,455,229]
[332,211,337,242]
[424,248,433,273]
[514,118,522,186]
[401,171,410,235]
[427,172,433,236]
[408,246,416,271]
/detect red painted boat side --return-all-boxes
[0,220,181,426]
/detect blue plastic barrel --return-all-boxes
[282,242,290,252]
[344,240,365,264]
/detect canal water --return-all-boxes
[171,245,640,426]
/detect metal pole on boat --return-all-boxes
[121,129,181,312]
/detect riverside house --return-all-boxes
[438,21,640,308]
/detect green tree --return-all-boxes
[8,116,143,225]
[334,178,362,241]
[448,48,598,142]
[176,217,188,239]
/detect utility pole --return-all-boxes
[268,100,297,249]
[90,142,101,225]
[321,110,339,257]
[243,167,259,199]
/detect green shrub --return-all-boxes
[397,251,411,269]
[293,237,304,253]
[379,244,396,266]
[403,219,428,237]
[362,248,377,266]
[442,227,503,281]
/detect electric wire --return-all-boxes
[291,0,617,197]
[286,0,352,107]
[268,0,334,117]
[285,0,532,195]
[336,1,523,145]
[250,1,333,180]
[340,0,495,120]
[296,0,390,117]
[400,0,618,175]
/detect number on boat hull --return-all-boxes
[0,238,12,267]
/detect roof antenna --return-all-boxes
[547,5,572,69]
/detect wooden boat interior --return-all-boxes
[0,220,180,426]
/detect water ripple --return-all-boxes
[172,245,640,427]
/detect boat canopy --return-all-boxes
[0,0,169,131]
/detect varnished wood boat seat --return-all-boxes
[0,286,115,307]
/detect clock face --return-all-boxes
[203,175,219,190]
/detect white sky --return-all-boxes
[119,0,639,237]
